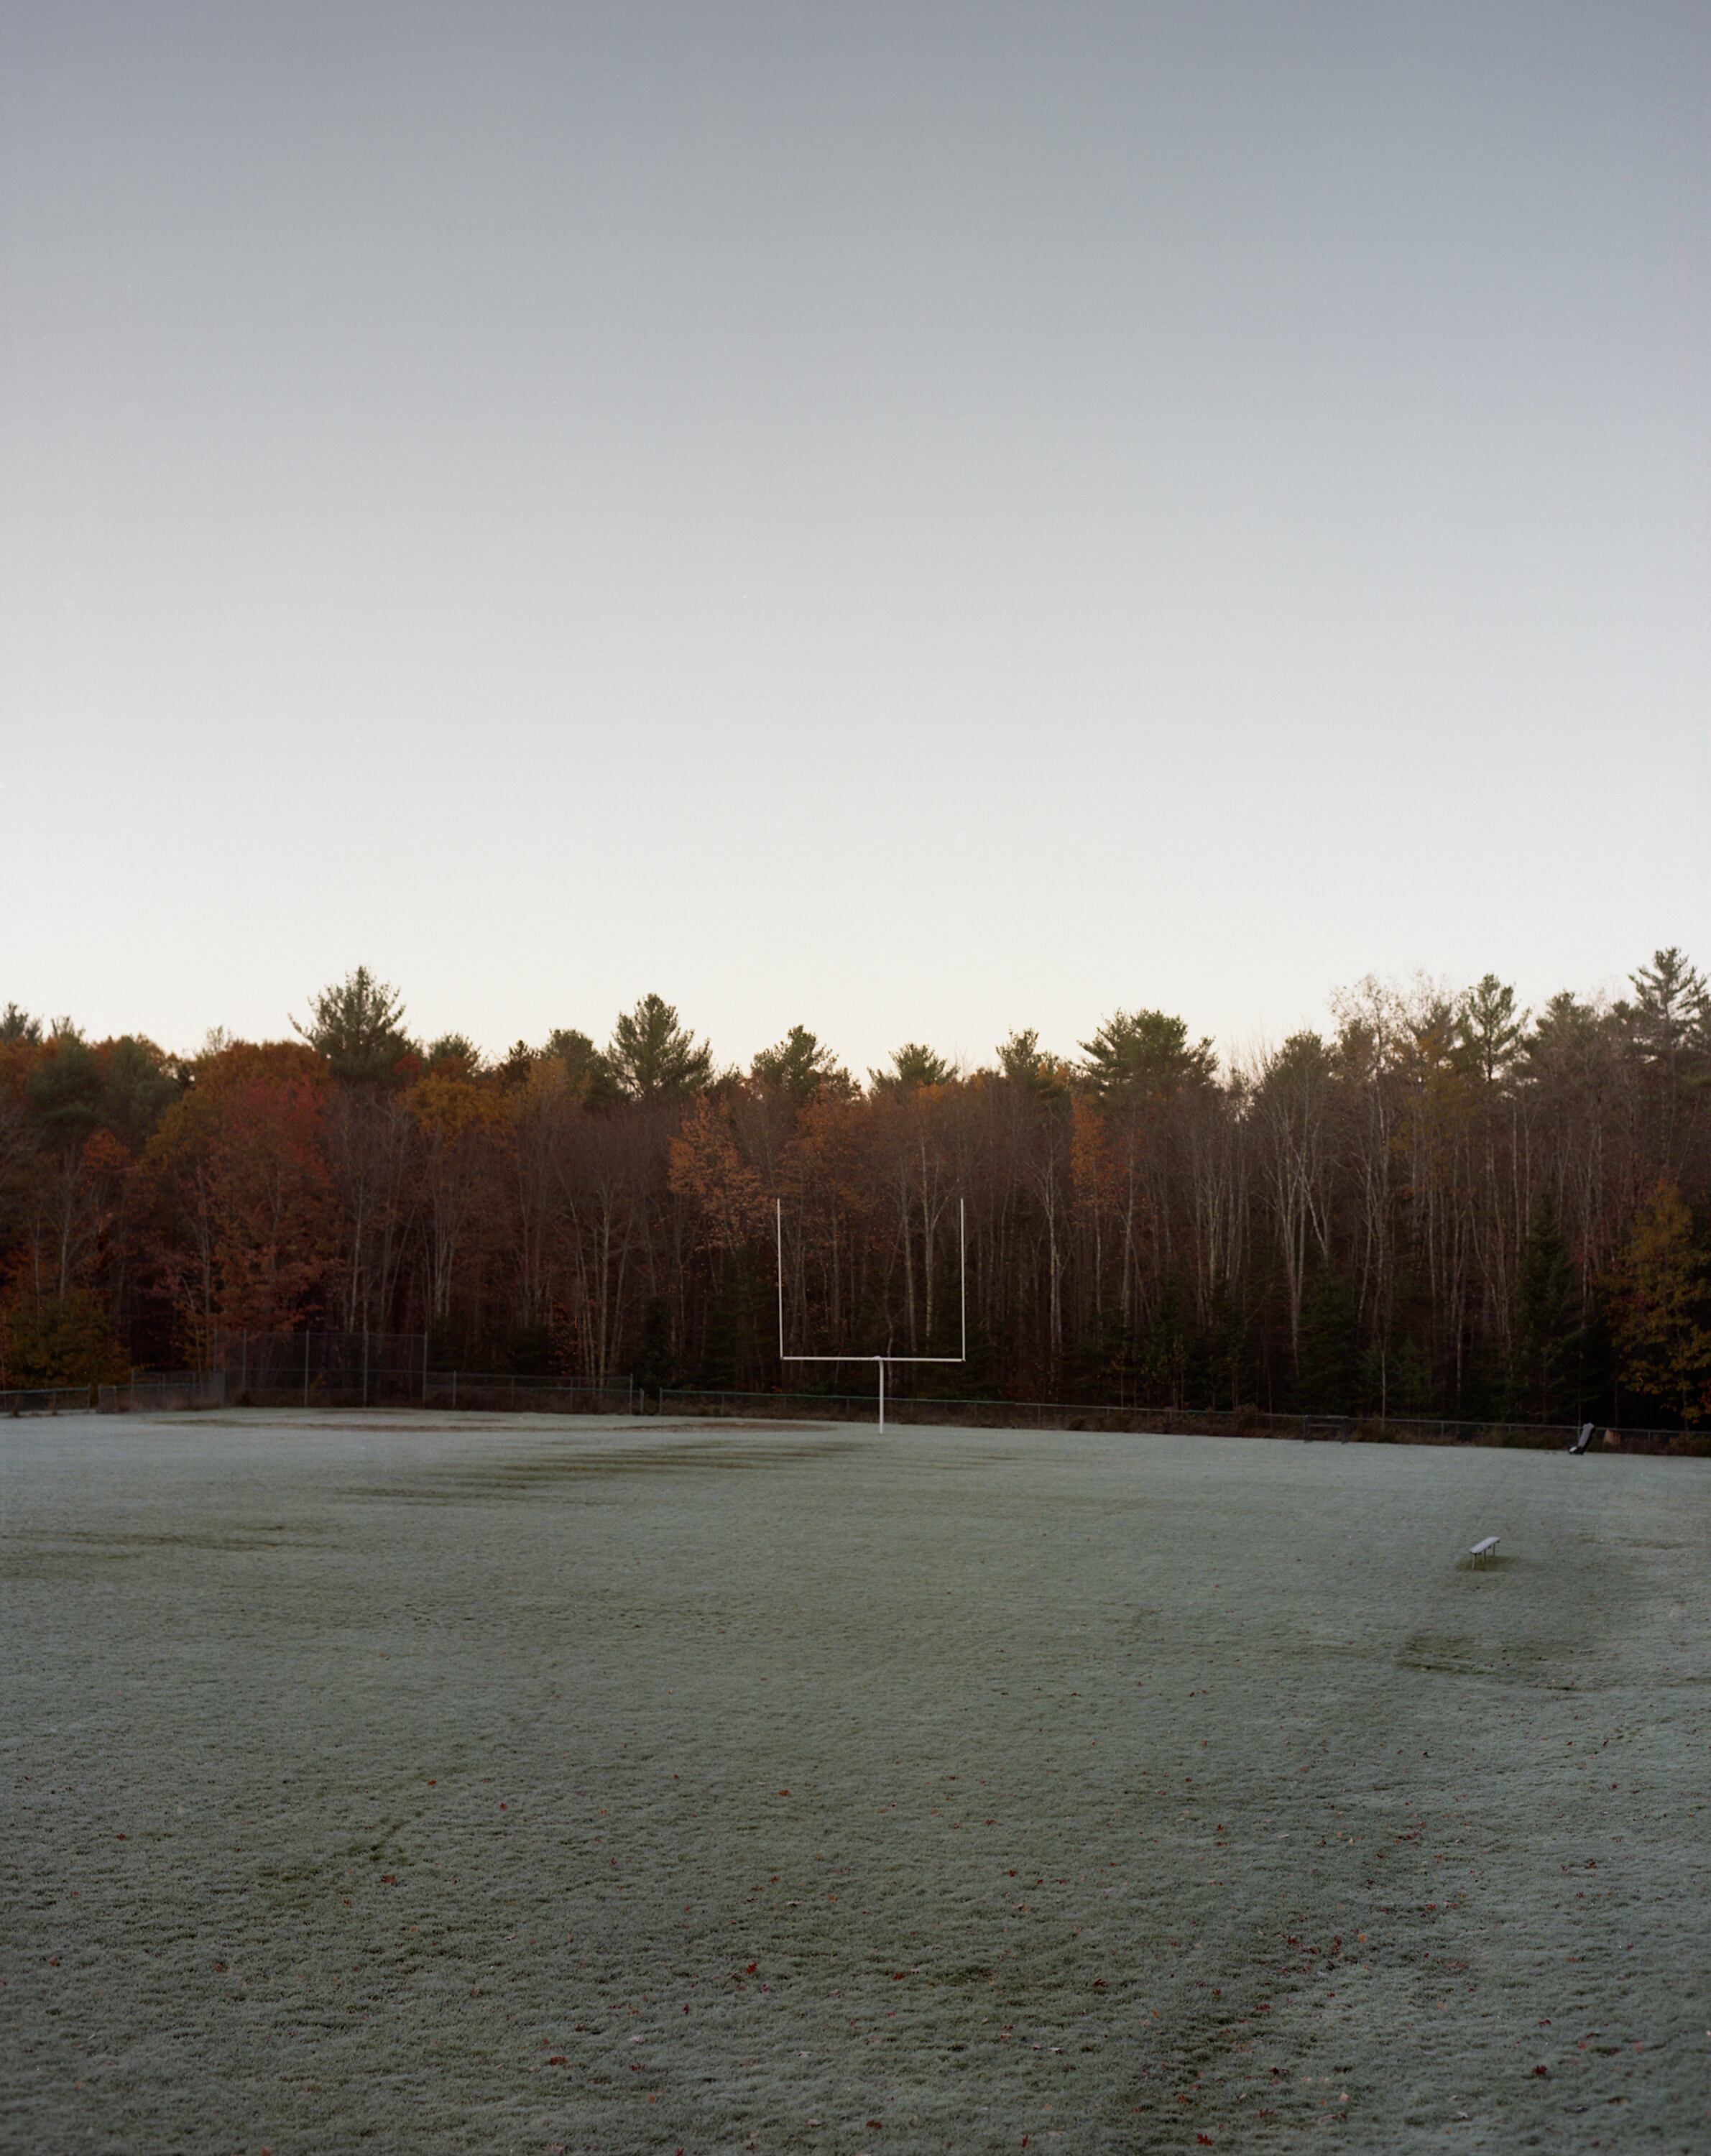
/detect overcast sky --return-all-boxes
[3,1,1707,1072]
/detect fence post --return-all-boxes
[362,1327,369,1409]
[304,1330,310,1409]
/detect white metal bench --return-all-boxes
[1469,1535,1500,1566]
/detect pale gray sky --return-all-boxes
[3,1,1707,1071]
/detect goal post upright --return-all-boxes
[775,1196,967,1430]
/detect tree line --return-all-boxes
[3,953,1710,1425]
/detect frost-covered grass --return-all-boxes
[2,1411,1707,2156]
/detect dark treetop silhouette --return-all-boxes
[2,959,1709,1428]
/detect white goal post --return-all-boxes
[775,1197,966,1429]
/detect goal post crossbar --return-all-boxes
[775,1197,966,1429]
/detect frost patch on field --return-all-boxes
[2,1413,1707,2153]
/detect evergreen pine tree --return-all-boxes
[294,966,410,1085]
[1294,1263,1360,1414]
[1512,1189,1581,1420]
[1607,1181,1711,1424]
[635,1296,675,1398]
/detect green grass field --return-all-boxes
[3,1411,1707,2155]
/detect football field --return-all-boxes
[3,1411,1707,2154]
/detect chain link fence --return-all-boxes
[423,1372,635,1414]
[2,1384,96,1416]
[211,1332,635,1414]
[216,1330,428,1407]
[65,1333,1706,1450]
[653,1387,1710,1455]
[98,1370,226,1414]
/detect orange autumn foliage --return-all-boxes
[668,1095,770,1253]
[144,1042,333,1347]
